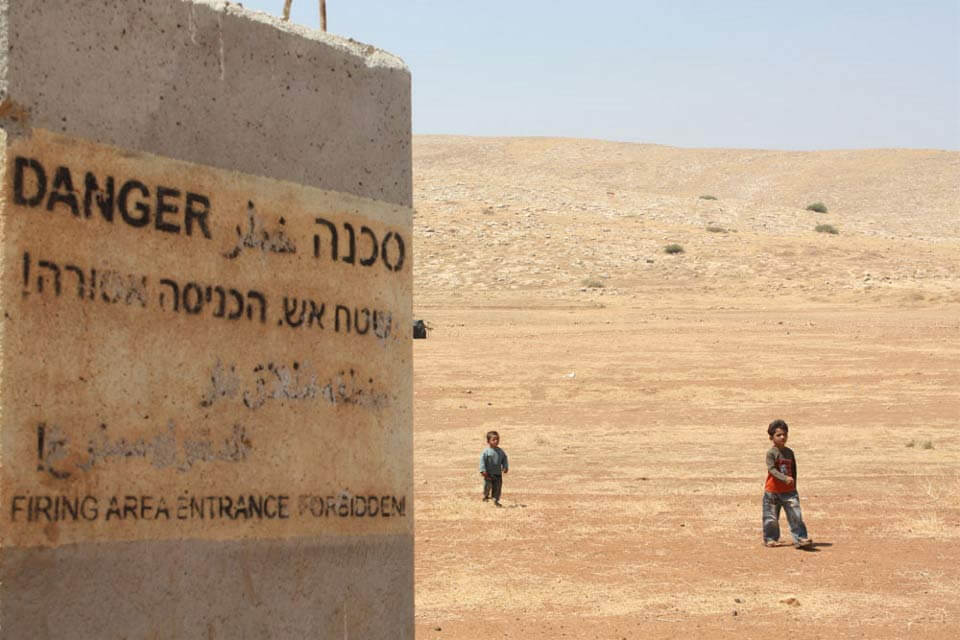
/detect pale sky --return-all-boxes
[241,0,959,150]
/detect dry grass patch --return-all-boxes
[885,512,960,539]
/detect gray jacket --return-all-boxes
[479,446,509,476]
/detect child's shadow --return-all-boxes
[798,541,833,553]
[504,503,527,509]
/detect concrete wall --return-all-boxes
[0,1,413,638]
[0,0,411,206]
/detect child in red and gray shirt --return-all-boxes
[762,419,812,548]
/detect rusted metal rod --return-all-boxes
[281,1,327,31]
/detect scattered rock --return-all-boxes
[780,597,800,607]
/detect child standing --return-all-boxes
[762,419,812,548]
[479,430,509,507]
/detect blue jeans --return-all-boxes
[762,491,808,543]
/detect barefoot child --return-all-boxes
[763,419,812,548]
[479,430,509,507]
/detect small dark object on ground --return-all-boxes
[413,319,427,339]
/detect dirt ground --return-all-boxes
[410,137,959,639]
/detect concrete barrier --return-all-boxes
[0,1,412,637]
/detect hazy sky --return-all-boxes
[241,1,959,150]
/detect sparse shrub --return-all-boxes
[699,195,718,200]
[706,226,727,233]
[582,278,605,289]
[815,224,838,235]
[664,244,685,254]
[806,202,828,213]
[906,439,935,449]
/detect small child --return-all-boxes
[762,419,812,548]
[479,430,509,507]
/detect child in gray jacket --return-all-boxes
[479,431,509,506]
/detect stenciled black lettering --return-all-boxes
[46,166,80,216]
[14,156,46,207]
[283,297,306,327]
[177,495,190,520]
[381,231,406,272]
[11,495,26,521]
[264,495,278,519]
[182,283,204,314]
[359,226,379,266]
[246,291,267,323]
[80,496,99,521]
[335,304,351,333]
[190,496,206,519]
[83,172,115,221]
[308,301,325,328]
[184,192,212,239]
[233,495,250,519]
[341,222,357,264]
[36,496,54,521]
[155,186,182,234]
[123,495,138,520]
[61,495,79,520]
[219,496,235,520]
[314,217,338,260]
[139,495,154,520]
[354,308,371,335]
[118,180,151,227]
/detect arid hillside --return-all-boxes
[410,137,959,640]
[412,136,959,305]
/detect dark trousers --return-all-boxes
[483,474,503,501]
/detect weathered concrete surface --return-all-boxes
[0,0,411,206]
[3,536,413,639]
[0,1,412,638]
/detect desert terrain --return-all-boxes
[410,137,960,639]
